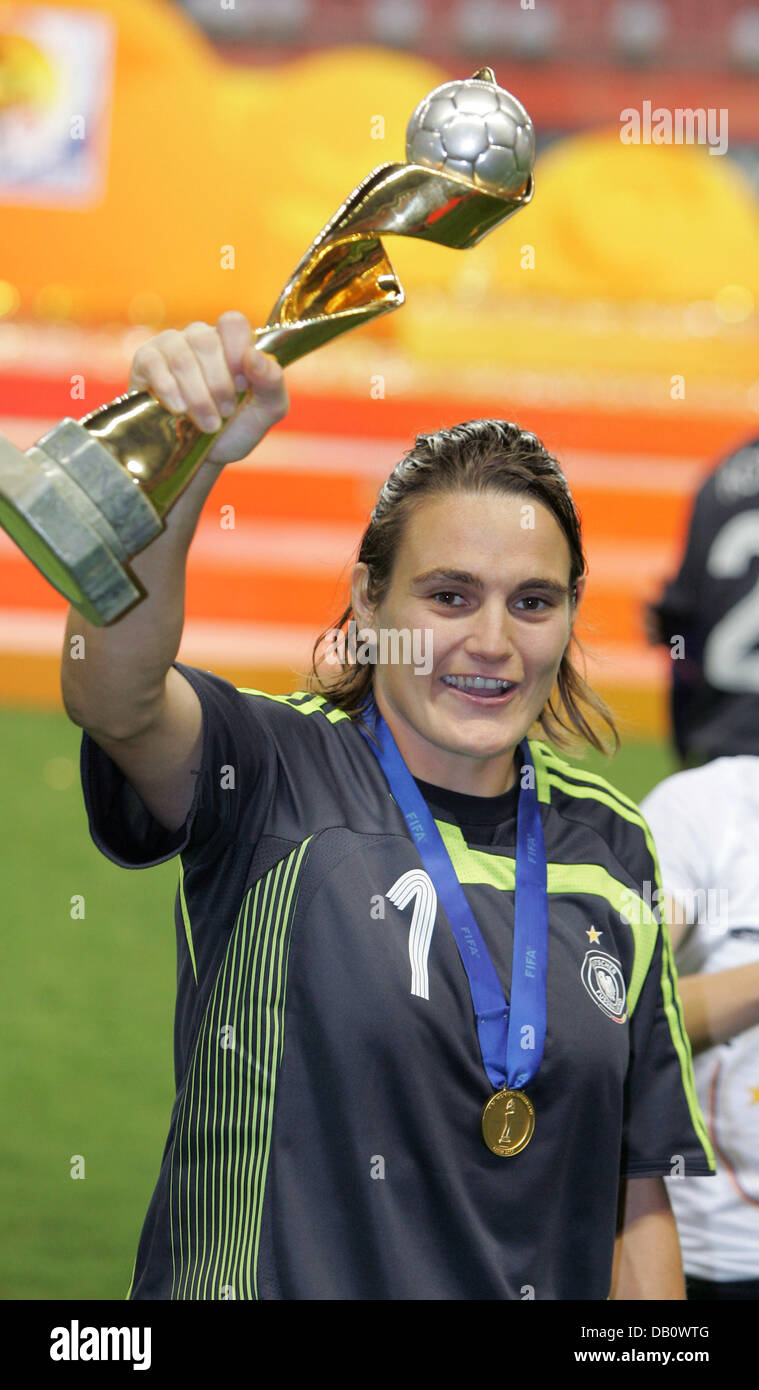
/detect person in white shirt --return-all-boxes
[641,757,759,1299]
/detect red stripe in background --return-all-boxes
[216,470,375,525]
[0,551,667,651]
[0,374,126,420]
[0,553,350,628]
[0,371,752,459]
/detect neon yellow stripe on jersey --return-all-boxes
[537,745,645,819]
[125,1256,136,1300]
[538,761,712,1143]
[236,687,351,721]
[659,918,715,1170]
[550,864,658,1015]
[325,704,351,723]
[236,687,309,702]
[434,820,657,1016]
[250,840,310,1295]
[435,811,713,1163]
[541,766,649,832]
[649,843,716,1170]
[178,858,198,986]
[541,769,661,868]
[531,753,711,1137]
[534,748,666,893]
[168,838,312,1300]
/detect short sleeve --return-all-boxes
[640,770,729,973]
[80,660,277,869]
[639,775,711,906]
[621,919,715,1176]
[619,822,716,1177]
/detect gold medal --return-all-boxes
[481,1088,535,1156]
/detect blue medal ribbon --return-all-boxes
[359,702,548,1093]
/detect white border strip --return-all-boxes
[0,610,675,686]
[0,417,710,495]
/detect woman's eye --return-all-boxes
[516,596,549,612]
[431,591,465,607]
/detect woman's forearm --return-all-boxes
[676,962,759,1053]
[61,460,223,741]
[610,1178,685,1300]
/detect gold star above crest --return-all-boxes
[749,1086,759,1106]
[586,925,602,943]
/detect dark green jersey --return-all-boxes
[80,661,714,1300]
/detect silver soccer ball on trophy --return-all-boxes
[0,66,536,627]
[406,76,535,197]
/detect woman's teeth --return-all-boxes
[442,675,514,694]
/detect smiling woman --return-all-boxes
[62,319,715,1303]
[312,419,619,794]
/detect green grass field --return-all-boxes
[0,703,677,1300]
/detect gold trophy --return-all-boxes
[0,68,534,625]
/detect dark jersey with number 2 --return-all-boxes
[80,662,714,1301]
[650,435,759,761]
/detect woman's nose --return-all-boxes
[464,602,516,663]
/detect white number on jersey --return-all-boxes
[703,510,759,692]
[385,869,438,1001]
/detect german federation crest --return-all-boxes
[581,951,627,1023]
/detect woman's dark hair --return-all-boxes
[308,419,620,756]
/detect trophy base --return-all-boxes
[0,491,104,616]
[0,426,165,626]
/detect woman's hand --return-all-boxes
[128,309,289,466]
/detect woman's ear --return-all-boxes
[350,561,374,628]
[572,573,587,608]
